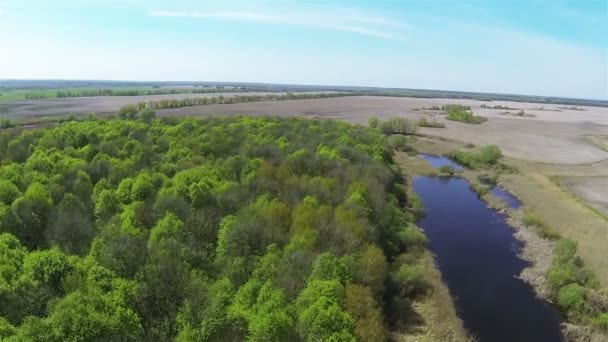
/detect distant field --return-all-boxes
[3,94,608,164]
[154,96,608,164]
[585,134,608,152]
[561,176,608,217]
[0,86,233,102]
[0,91,327,117]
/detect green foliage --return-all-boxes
[44,289,142,341]
[594,312,608,329]
[0,180,21,205]
[296,280,355,341]
[438,165,456,176]
[228,279,295,341]
[558,283,587,312]
[0,233,27,285]
[368,117,379,128]
[445,105,487,124]
[451,145,502,169]
[553,239,578,265]
[309,253,351,285]
[148,213,184,247]
[0,116,426,340]
[345,284,387,341]
[388,134,413,152]
[378,117,418,135]
[22,247,73,293]
[523,212,559,239]
[417,118,446,128]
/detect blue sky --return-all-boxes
[0,0,606,99]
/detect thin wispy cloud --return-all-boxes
[148,8,408,42]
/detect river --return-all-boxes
[413,155,562,341]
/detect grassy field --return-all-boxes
[495,160,608,285]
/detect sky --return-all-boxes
[0,0,607,99]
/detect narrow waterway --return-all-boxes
[413,156,562,342]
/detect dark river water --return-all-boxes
[419,153,464,171]
[491,186,523,209]
[413,156,562,341]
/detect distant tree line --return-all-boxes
[56,88,249,98]
[24,93,50,100]
[117,92,351,113]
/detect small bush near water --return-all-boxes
[451,145,502,169]
[544,237,607,332]
[444,105,487,124]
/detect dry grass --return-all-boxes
[393,151,438,176]
[559,176,608,218]
[393,251,472,342]
[500,166,608,285]
[585,134,608,152]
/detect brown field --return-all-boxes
[154,96,608,164]
[4,94,608,164]
[561,176,608,217]
[0,91,327,118]
[585,134,608,152]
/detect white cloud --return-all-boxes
[148,7,408,42]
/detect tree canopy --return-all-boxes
[0,115,428,341]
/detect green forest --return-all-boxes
[0,115,428,341]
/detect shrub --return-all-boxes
[553,239,578,265]
[451,145,502,169]
[557,283,586,312]
[548,264,578,289]
[388,135,409,151]
[378,118,418,135]
[417,118,445,128]
[445,106,487,124]
[594,312,608,329]
[438,165,455,176]
[368,117,378,128]
[469,182,489,196]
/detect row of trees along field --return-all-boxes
[0,113,429,341]
[118,92,350,114]
[56,88,244,98]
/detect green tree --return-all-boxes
[11,182,52,248]
[94,189,120,219]
[296,280,356,341]
[345,284,386,342]
[0,180,21,205]
[47,193,95,255]
[356,245,388,297]
[45,289,142,341]
[228,279,295,341]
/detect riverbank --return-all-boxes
[393,156,471,342]
[393,251,472,342]
[399,134,608,341]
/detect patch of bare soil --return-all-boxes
[561,176,608,217]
